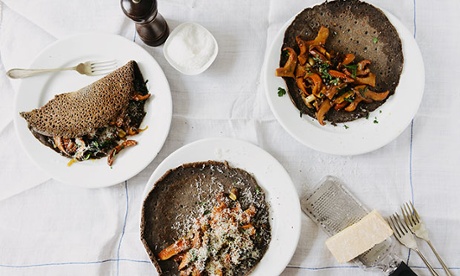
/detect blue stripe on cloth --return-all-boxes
[0,258,150,269]
[407,0,417,266]
[116,181,130,275]
[409,120,415,205]
[409,0,417,207]
[285,264,360,271]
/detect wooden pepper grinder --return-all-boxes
[121,0,169,47]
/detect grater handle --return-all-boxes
[390,261,418,276]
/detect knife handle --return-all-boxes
[390,261,418,276]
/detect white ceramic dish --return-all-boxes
[141,137,301,275]
[263,7,425,155]
[163,22,218,75]
[14,32,173,188]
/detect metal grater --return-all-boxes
[300,175,401,273]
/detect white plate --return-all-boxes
[263,7,425,155]
[14,33,173,188]
[141,137,301,275]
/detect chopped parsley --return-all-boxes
[372,37,379,44]
[277,87,286,97]
[345,96,354,103]
[344,64,358,78]
[330,77,340,85]
[313,57,332,82]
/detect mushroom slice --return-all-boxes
[306,73,323,97]
[275,47,298,78]
[296,36,309,65]
[355,72,376,87]
[316,98,332,125]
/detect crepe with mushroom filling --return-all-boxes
[141,161,271,276]
[279,0,403,124]
[20,60,150,166]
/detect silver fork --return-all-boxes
[388,213,439,276]
[6,60,117,79]
[401,202,453,276]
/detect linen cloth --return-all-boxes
[0,0,459,275]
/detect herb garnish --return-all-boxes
[344,64,358,78]
[277,87,286,97]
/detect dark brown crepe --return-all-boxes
[280,0,403,123]
[140,161,271,276]
[20,60,142,138]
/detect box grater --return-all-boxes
[300,176,417,275]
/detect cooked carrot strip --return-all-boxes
[242,224,256,236]
[158,238,191,261]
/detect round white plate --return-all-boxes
[141,137,301,275]
[14,32,173,188]
[263,7,425,155]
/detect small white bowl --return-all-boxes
[163,22,218,75]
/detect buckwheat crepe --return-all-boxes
[20,60,150,164]
[280,0,403,123]
[141,161,271,275]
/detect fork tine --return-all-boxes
[388,214,401,237]
[401,202,414,228]
[91,60,117,66]
[387,217,394,233]
[89,60,117,75]
[409,201,421,223]
[91,60,116,68]
[92,67,115,73]
[395,213,409,234]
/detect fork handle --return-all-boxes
[6,67,75,79]
[426,240,453,276]
[414,248,440,276]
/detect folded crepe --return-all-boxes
[141,161,271,275]
[280,0,404,124]
[20,60,150,164]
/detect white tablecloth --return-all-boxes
[1,0,459,275]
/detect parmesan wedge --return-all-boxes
[325,210,393,263]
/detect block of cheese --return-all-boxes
[325,210,393,263]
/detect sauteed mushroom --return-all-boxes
[276,26,391,125]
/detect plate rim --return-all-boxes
[13,32,173,188]
[263,5,425,155]
[140,137,302,275]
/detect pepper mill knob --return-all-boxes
[121,0,169,47]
